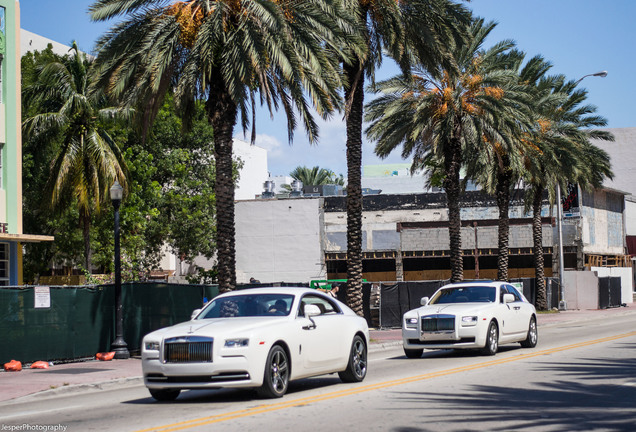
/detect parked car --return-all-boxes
[402,281,537,358]
[142,287,369,401]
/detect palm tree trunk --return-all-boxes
[444,135,463,282]
[82,214,92,274]
[207,69,238,293]
[532,185,547,310]
[496,166,512,282]
[343,60,365,316]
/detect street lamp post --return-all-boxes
[575,70,607,85]
[110,180,130,359]
[556,70,608,310]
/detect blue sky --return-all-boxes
[20,0,636,177]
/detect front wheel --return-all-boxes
[339,335,367,383]
[149,388,180,401]
[404,348,424,359]
[520,316,538,348]
[258,345,289,398]
[480,321,498,356]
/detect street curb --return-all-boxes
[5,377,144,405]
[369,340,402,353]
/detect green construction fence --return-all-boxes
[0,282,218,364]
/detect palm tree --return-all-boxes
[366,19,527,283]
[343,0,470,312]
[281,166,344,191]
[465,51,542,282]
[89,0,357,292]
[22,42,128,273]
[523,75,613,309]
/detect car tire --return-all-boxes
[149,388,181,401]
[258,345,289,398]
[520,316,538,348]
[480,321,498,356]
[339,335,367,383]
[404,348,424,359]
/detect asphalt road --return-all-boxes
[2,313,636,432]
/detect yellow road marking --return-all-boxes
[136,330,636,432]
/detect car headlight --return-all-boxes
[145,341,160,351]
[461,316,478,326]
[404,317,418,329]
[224,338,249,348]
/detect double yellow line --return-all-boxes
[136,330,636,432]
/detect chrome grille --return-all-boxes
[163,336,213,363]
[421,315,455,331]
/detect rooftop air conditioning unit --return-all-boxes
[290,180,303,197]
[262,180,276,198]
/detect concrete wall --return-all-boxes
[324,202,553,253]
[562,270,600,309]
[589,128,636,197]
[233,139,268,201]
[590,266,633,304]
[562,268,633,309]
[20,29,92,57]
[625,197,636,236]
[235,198,325,283]
[580,189,625,255]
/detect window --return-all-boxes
[197,293,294,318]
[0,243,9,286]
[505,285,524,302]
[298,294,340,317]
[501,285,523,303]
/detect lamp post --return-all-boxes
[110,180,129,359]
[556,70,608,310]
[575,70,607,85]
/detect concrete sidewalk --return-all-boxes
[2,305,635,403]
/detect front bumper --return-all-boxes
[402,321,487,350]
[142,354,264,390]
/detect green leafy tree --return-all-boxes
[91,95,220,281]
[90,0,356,292]
[366,19,529,282]
[22,42,129,274]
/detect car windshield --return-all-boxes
[197,294,295,318]
[429,286,496,304]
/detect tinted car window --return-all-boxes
[197,294,295,318]
[430,286,496,304]
[505,285,524,302]
[298,294,341,317]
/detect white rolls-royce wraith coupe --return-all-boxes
[142,287,369,400]
[402,281,538,358]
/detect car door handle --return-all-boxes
[513,306,521,310]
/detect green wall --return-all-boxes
[1,0,21,234]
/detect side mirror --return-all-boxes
[304,304,321,317]
[191,309,202,320]
[420,297,429,306]
[503,294,515,304]
[302,304,321,330]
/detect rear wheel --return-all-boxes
[480,321,498,356]
[339,335,367,382]
[258,345,289,398]
[149,388,180,401]
[520,316,538,348]
[404,348,424,359]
